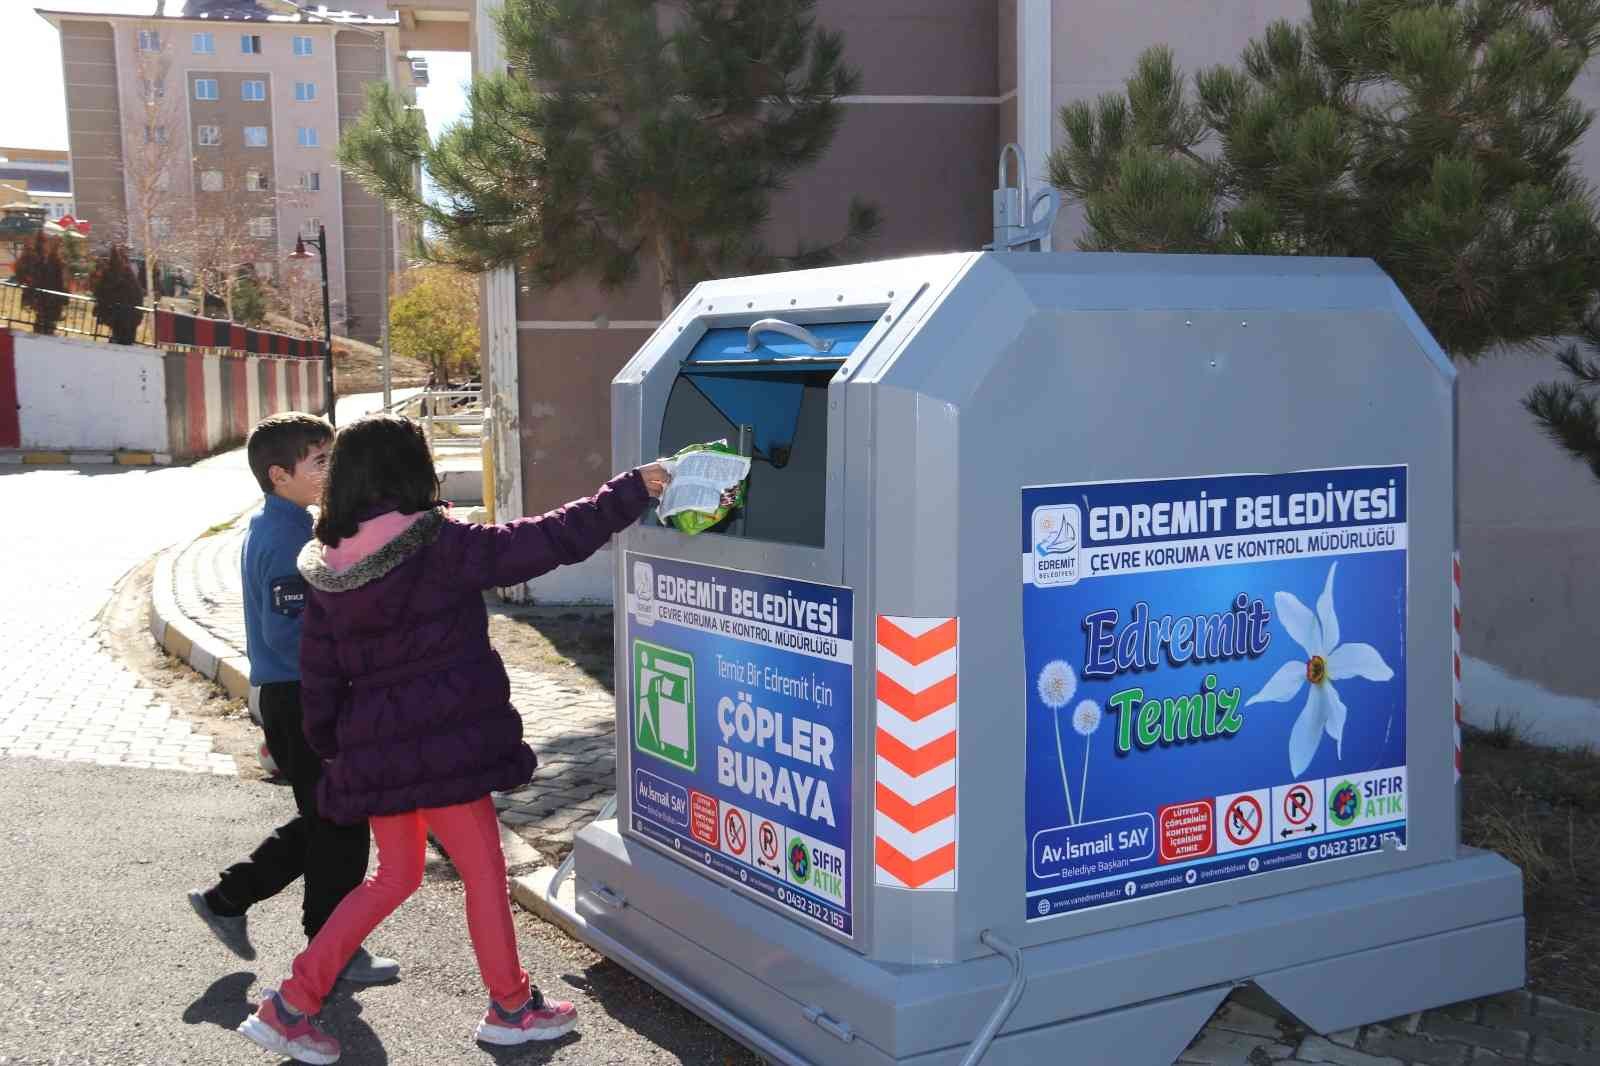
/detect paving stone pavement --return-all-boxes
[0,454,261,776]
[173,518,620,856]
[0,393,404,779]
[1179,991,1600,1066]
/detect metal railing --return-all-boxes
[0,281,157,346]
[386,385,484,454]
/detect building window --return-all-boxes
[154,171,170,192]
[301,217,322,239]
[141,78,165,99]
[294,81,316,102]
[194,78,219,101]
[199,169,223,192]
[244,126,269,147]
[249,217,274,238]
[241,34,262,54]
[191,32,213,54]
[246,169,270,191]
[242,80,266,102]
[151,218,171,240]
[47,204,67,220]
[146,125,169,145]
[293,35,313,56]
[296,127,319,148]
[138,30,160,51]
[254,261,275,281]
[299,171,321,192]
[196,125,220,146]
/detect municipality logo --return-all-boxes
[631,560,657,625]
[634,640,695,770]
[1032,504,1081,587]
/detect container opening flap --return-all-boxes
[681,321,873,461]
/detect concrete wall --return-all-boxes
[10,331,167,452]
[2,330,322,459]
[1457,355,1600,745]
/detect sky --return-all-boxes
[0,1,470,160]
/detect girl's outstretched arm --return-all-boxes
[452,465,669,590]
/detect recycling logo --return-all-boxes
[1329,780,1360,827]
[788,836,811,885]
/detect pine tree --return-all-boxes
[231,274,269,327]
[1525,317,1600,481]
[338,0,879,316]
[14,232,68,336]
[89,244,146,345]
[1046,1,1600,363]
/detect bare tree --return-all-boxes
[119,25,186,303]
[184,140,304,319]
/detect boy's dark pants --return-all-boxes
[215,681,369,938]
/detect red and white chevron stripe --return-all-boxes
[1453,552,1462,782]
[875,616,958,890]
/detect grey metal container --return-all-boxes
[547,252,1524,1066]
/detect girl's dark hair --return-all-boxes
[314,415,440,546]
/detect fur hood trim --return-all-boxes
[298,509,445,592]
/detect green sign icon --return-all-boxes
[634,640,696,770]
[788,835,812,885]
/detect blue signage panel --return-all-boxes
[1021,467,1409,920]
[624,553,855,937]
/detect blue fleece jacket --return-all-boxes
[242,492,314,685]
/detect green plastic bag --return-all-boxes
[658,440,749,535]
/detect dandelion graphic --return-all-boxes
[1071,699,1102,822]
[1038,660,1080,825]
[1246,562,1395,777]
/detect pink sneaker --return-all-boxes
[474,991,578,1045]
[237,988,341,1064]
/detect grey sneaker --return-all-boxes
[338,946,400,984]
[187,889,256,961]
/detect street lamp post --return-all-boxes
[289,225,336,426]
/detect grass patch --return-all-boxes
[1461,725,1600,1010]
[197,518,237,538]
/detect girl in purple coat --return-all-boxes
[239,415,669,1064]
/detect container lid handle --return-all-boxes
[746,318,835,353]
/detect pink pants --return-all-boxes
[278,796,529,1016]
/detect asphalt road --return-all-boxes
[0,757,760,1066]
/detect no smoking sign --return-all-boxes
[1215,788,1270,853]
[724,809,748,856]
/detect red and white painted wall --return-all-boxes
[1,329,324,460]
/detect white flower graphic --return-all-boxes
[1038,660,1078,710]
[1246,562,1395,777]
[1072,700,1102,736]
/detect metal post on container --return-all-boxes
[731,422,753,537]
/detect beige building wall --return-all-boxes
[55,19,125,242]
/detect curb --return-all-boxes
[0,450,173,466]
[510,866,583,940]
[149,541,251,701]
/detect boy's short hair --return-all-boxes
[247,412,333,494]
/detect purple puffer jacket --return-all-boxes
[296,470,650,824]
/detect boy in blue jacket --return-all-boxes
[188,412,397,984]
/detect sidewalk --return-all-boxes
[155,510,617,858]
[150,520,1600,1066]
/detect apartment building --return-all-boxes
[0,147,74,221]
[37,0,419,341]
